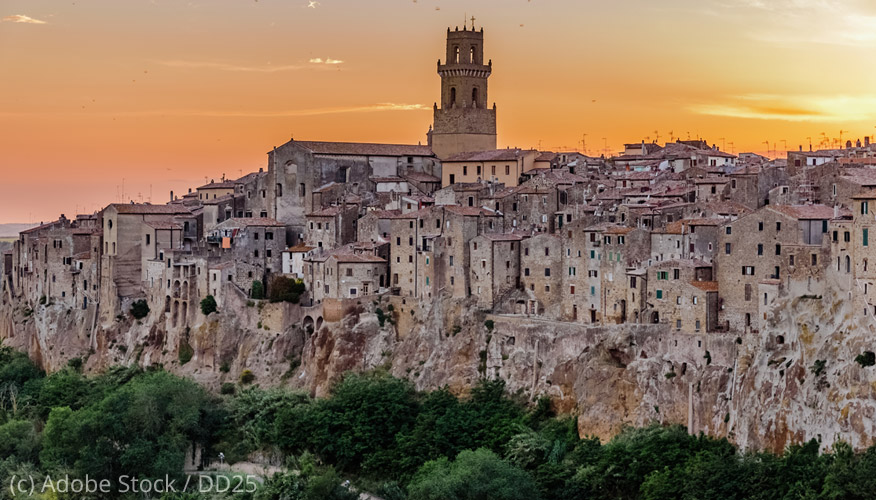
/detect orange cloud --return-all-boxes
[1,14,47,24]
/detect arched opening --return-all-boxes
[776,335,785,344]
[620,300,627,324]
[165,295,171,313]
[470,46,476,63]
[651,311,659,324]
[846,255,852,273]
[316,316,324,331]
[572,304,578,321]
[182,281,189,301]
[450,87,456,107]
[453,46,460,63]
[471,87,479,108]
[173,280,181,299]
[172,300,179,328]
[181,301,188,327]
[865,259,869,272]
[303,315,315,334]
[745,313,751,327]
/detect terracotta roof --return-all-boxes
[689,281,719,292]
[107,203,192,215]
[444,149,535,162]
[535,151,558,162]
[144,220,183,230]
[197,181,236,190]
[481,233,526,241]
[404,172,441,183]
[604,226,634,235]
[216,217,285,228]
[769,204,836,220]
[292,140,434,157]
[287,244,315,252]
[693,176,729,184]
[371,176,406,183]
[330,252,386,264]
[444,206,499,217]
[307,206,355,217]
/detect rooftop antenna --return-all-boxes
[654,130,660,144]
[581,133,588,154]
[780,139,787,151]
[669,130,674,142]
[727,142,735,154]
[763,140,770,157]
[718,137,725,150]
[806,137,812,150]
[602,137,608,156]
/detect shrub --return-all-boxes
[484,320,495,331]
[240,370,256,384]
[856,351,876,367]
[269,276,307,303]
[178,340,194,365]
[220,361,230,373]
[200,295,218,316]
[220,383,236,395]
[811,359,827,376]
[251,280,265,300]
[130,299,150,320]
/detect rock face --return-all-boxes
[3,286,876,452]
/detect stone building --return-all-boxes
[468,233,524,309]
[519,233,563,317]
[441,149,537,187]
[642,259,717,334]
[208,217,286,297]
[429,25,498,159]
[305,205,359,251]
[717,204,834,332]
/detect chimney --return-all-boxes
[799,145,803,152]
[867,136,871,147]
[170,191,174,202]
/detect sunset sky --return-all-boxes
[4,0,876,223]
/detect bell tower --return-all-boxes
[428,24,497,159]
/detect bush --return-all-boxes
[251,280,265,300]
[408,448,541,500]
[178,340,194,365]
[220,383,236,395]
[240,370,256,384]
[220,361,231,373]
[200,295,218,316]
[811,359,827,376]
[856,351,876,367]
[269,276,307,303]
[484,320,495,331]
[130,299,150,320]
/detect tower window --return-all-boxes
[450,87,456,106]
[472,87,479,108]
[470,46,476,63]
[454,46,460,63]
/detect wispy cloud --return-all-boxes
[309,58,343,65]
[1,14,47,24]
[307,1,320,8]
[712,0,876,46]
[0,103,427,118]
[156,60,308,73]
[691,93,876,122]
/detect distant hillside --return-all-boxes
[0,223,36,238]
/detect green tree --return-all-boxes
[407,448,541,500]
[130,299,150,319]
[200,295,218,315]
[251,280,265,300]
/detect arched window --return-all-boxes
[472,87,479,108]
[846,255,852,273]
[470,46,476,63]
[450,87,456,107]
[454,46,460,63]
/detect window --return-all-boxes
[657,271,668,280]
[742,266,755,275]
[673,269,680,280]
[833,231,838,242]
[676,296,682,305]
[346,268,353,277]
[725,243,731,255]
[463,165,468,176]
[789,255,795,266]
[758,222,764,231]
[676,319,682,329]
[254,232,259,240]
[656,290,663,299]
[864,201,870,215]
[812,254,818,265]
[524,268,530,276]
[146,234,151,245]
[477,165,482,176]
[776,222,782,231]
[570,285,576,295]
[845,231,851,242]
[865,228,870,247]
[726,226,732,235]
[545,247,550,256]
[590,286,596,296]
[505,165,510,175]
[266,232,273,240]
[544,268,551,277]
[744,283,752,301]
[693,296,699,305]
[757,244,763,256]
[449,256,454,266]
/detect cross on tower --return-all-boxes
[471,16,476,29]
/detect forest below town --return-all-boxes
[3,344,876,499]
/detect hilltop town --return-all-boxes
[4,25,876,451]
